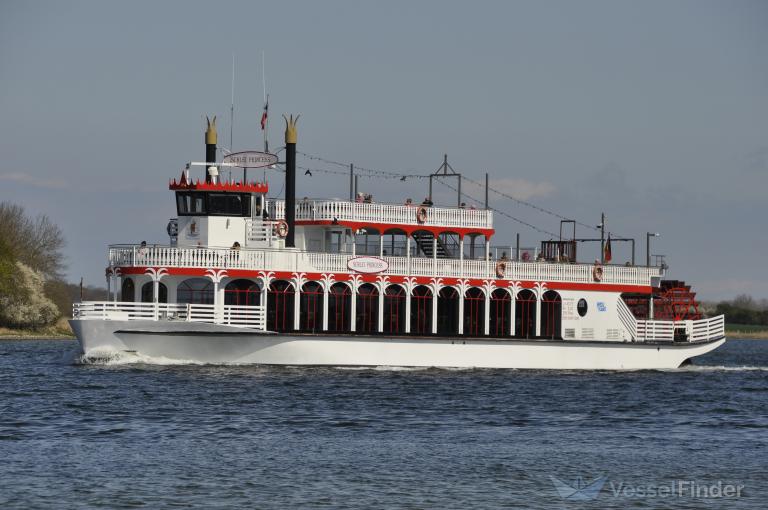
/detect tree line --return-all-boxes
[0,202,103,330]
[712,295,768,326]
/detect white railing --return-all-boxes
[616,298,637,340]
[109,245,664,287]
[689,314,725,343]
[245,219,277,244]
[269,199,493,230]
[616,296,725,343]
[73,301,266,330]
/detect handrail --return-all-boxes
[73,301,267,331]
[268,199,493,230]
[107,244,664,287]
[616,298,637,340]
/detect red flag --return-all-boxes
[604,234,612,263]
[261,99,268,130]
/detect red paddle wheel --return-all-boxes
[622,280,702,320]
[653,280,702,320]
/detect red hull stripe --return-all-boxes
[118,266,651,294]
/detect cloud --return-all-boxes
[0,172,70,190]
[488,178,556,201]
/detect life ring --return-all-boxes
[274,220,289,238]
[416,206,427,224]
[592,263,604,282]
[495,260,507,278]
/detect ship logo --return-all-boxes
[549,474,607,501]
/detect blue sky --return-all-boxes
[1,0,766,300]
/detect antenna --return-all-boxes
[262,51,269,153]
[230,53,235,153]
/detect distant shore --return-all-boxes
[0,318,74,340]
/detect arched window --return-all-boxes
[328,282,351,333]
[140,281,168,303]
[300,281,324,332]
[356,283,379,333]
[225,279,261,306]
[489,289,511,337]
[267,280,294,332]
[463,287,485,336]
[410,285,432,335]
[515,289,537,338]
[437,287,459,336]
[383,285,406,334]
[178,278,213,304]
[121,278,135,302]
[541,290,562,340]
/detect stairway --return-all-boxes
[412,232,452,258]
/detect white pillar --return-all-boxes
[459,236,464,278]
[485,238,490,276]
[432,236,438,277]
[213,280,220,324]
[509,293,516,336]
[535,292,542,337]
[458,290,464,335]
[377,287,384,333]
[294,283,301,331]
[350,284,357,332]
[431,288,438,335]
[379,235,384,257]
[484,291,490,336]
[405,289,411,334]
[322,284,329,331]
[406,236,412,275]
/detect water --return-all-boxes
[1,339,767,509]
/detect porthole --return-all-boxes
[577,298,588,317]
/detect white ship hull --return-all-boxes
[70,319,725,370]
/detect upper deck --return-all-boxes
[269,199,493,234]
[109,244,663,288]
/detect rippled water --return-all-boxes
[1,339,767,509]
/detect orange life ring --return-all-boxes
[495,260,507,278]
[274,220,289,238]
[416,206,427,224]
[592,263,604,282]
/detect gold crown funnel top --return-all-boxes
[283,114,299,144]
[205,116,217,145]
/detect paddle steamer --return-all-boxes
[71,115,725,368]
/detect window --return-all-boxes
[577,298,588,317]
[176,192,207,215]
[175,192,251,216]
[208,193,250,216]
[177,278,213,304]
